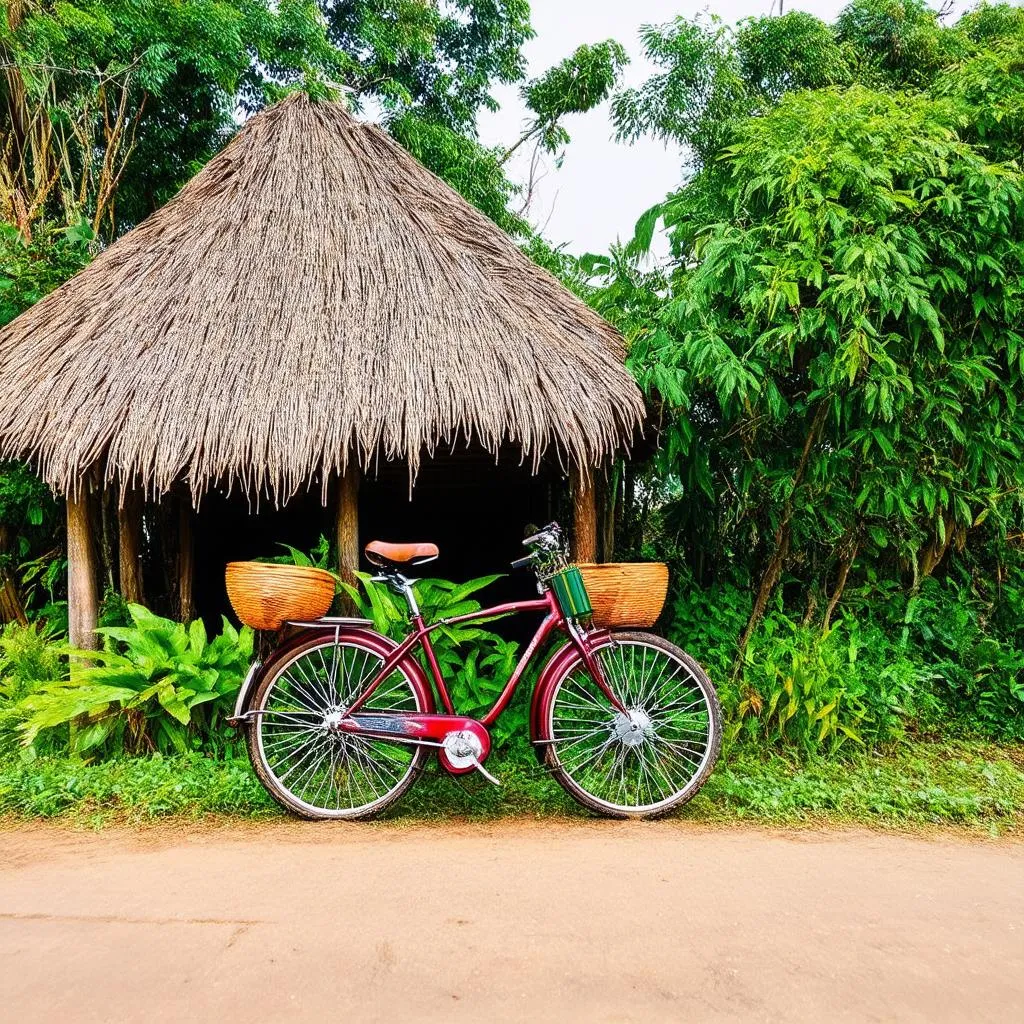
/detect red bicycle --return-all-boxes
[232,523,721,820]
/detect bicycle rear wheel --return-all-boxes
[539,632,721,819]
[246,635,430,820]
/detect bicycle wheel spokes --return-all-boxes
[256,642,420,817]
[549,639,716,815]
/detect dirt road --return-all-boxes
[0,821,1021,1022]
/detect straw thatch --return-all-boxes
[0,93,644,503]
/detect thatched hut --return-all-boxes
[0,93,644,647]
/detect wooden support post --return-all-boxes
[67,486,99,650]
[570,465,597,564]
[118,489,145,606]
[0,525,28,626]
[336,462,360,591]
[178,497,194,623]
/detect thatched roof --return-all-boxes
[0,93,644,502]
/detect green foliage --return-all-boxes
[518,39,628,159]
[0,621,64,699]
[835,0,969,87]
[340,572,524,745]
[895,575,1024,741]
[736,618,897,754]
[19,605,253,757]
[1,740,1020,827]
[612,15,747,169]
[0,221,95,325]
[2,2,536,238]
[0,751,274,819]
[321,1,532,130]
[0,621,66,754]
[0,464,59,564]
[263,534,334,570]
[736,11,852,102]
[610,2,1018,172]
[2,1,350,233]
[592,10,1024,749]
[700,742,1024,826]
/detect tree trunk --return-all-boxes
[67,487,99,650]
[919,511,956,579]
[737,526,791,663]
[100,486,117,594]
[0,524,28,626]
[571,465,598,563]
[118,489,145,605]
[822,539,859,633]
[598,464,618,563]
[336,463,360,590]
[177,497,194,623]
[736,403,827,661]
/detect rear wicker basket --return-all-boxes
[225,562,337,631]
[578,562,669,629]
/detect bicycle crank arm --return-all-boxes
[469,756,501,787]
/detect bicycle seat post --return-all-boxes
[398,574,420,617]
[371,570,420,618]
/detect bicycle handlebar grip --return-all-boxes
[510,556,535,570]
[522,522,560,547]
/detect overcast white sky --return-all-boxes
[476,1,950,255]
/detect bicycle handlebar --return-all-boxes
[510,555,536,570]
[522,522,561,548]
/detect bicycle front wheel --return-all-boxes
[247,635,430,820]
[539,632,721,819]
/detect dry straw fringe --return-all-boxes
[0,93,645,504]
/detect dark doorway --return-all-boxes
[360,450,559,640]
[190,451,563,637]
[191,486,331,629]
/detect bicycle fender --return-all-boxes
[229,626,435,724]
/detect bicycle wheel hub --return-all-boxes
[613,709,652,748]
[323,709,345,732]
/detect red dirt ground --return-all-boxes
[0,820,1021,1022]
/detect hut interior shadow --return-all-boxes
[192,451,560,645]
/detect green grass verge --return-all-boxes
[0,740,1021,831]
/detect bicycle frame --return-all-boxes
[342,585,626,725]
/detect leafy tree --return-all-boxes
[505,39,628,165]
[736,11,852,102]
[1,0,349,236]
[590,3,1024,664]
[610,3,1018,174]
[612,15,746,171]
[0,220,93,624]
[320,1,532,130]
[934,11,1024,163]
[834,0,969,86]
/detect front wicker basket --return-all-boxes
[578,562,669,629]
[225,562,337,631]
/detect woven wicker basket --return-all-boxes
[225,562,337,631]
[578,562,669,629]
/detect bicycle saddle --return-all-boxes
[364,540,439,568]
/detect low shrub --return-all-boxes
[0,620,66,754]
[18,605,253,758]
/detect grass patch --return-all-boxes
[0,740,1021,831]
